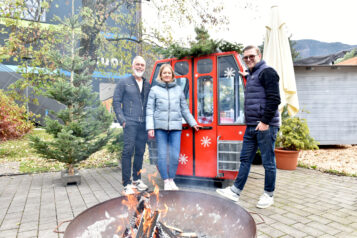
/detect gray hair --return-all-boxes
[132,56,146,66]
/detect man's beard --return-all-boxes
[133,70,144,78]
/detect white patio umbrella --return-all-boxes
[263,5,299,116]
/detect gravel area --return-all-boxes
[298,144,357,176]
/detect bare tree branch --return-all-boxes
[106,37,141,43]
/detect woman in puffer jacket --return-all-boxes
[146,64,200,190]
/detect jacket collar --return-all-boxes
[156,78,177,88]
[249,60,266,74]
[130,74,146,83]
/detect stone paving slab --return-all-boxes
[0,163,356,238]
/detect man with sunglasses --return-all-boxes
[217,45,280,209]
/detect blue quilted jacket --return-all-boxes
[146,79,197,131]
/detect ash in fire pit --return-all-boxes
[64,191,257,238]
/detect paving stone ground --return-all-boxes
[0,163,356,238]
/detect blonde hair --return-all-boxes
[156,64,175,83]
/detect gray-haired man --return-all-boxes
[113,56,151,195]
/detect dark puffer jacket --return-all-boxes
[244,60,281,126]
[146,79,197,131]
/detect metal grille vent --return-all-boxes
[217,140,242,171]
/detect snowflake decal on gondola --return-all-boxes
[224,67,236,78]
[201,136,211,148]
[179,154,188,165]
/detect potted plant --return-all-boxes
[275,116,318,170]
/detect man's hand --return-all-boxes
[256,121,269,131]
[122,122,126,128]
[148,129,155,138]
[239,71,249,77]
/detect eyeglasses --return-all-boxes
[243,55,257,61]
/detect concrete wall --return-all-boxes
[295,65,357,145]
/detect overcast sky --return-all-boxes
[143,0,357,46]
[221,0,357,46]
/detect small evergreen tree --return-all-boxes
[158,26,243,59]
[30,13,113,176]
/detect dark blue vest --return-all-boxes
[244,61,280,126]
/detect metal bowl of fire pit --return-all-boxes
[64,190,257,238]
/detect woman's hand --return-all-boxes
[148,130,155,138]
[193,125,202,131]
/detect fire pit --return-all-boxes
[64,191,257,238]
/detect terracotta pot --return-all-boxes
[274,148,300,170]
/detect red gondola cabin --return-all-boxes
[148,51,247,182]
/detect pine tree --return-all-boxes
[158,26,242,59]
[30,10,113,176]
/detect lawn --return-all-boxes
[0,129,120,174]
[1,129,356,177]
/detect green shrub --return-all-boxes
[276,116,319,151]
[106,128,124,155]
[0,90,33,141]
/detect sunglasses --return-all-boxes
[243,55,257,61]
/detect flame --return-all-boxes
[121,194,138,210]
[142,209,158,237]
[159,204,169,217]
[147,172,160,202]
[115,225,122,233]
[120,171,176,237]
[138,168,147,176]
[148,171,158,181]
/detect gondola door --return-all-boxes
[193,55,218,177]
[174,59,195,176]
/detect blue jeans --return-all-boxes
[233,125,279,193]
[155,129,182,180]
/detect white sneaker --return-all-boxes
[216,186,240,202]
[169,179,179,190]
[133,179,148,191]
[256,193,274,208]
[164,180,172,190]
[123,184,136,195]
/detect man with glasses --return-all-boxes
[216,45,280,209]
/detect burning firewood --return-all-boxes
[158,222,178,238]
[121,191,200,238]
[122,192,151,238]
[160,223,198,238]
[162,223,183,233]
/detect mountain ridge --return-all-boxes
[294,39,357,59]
